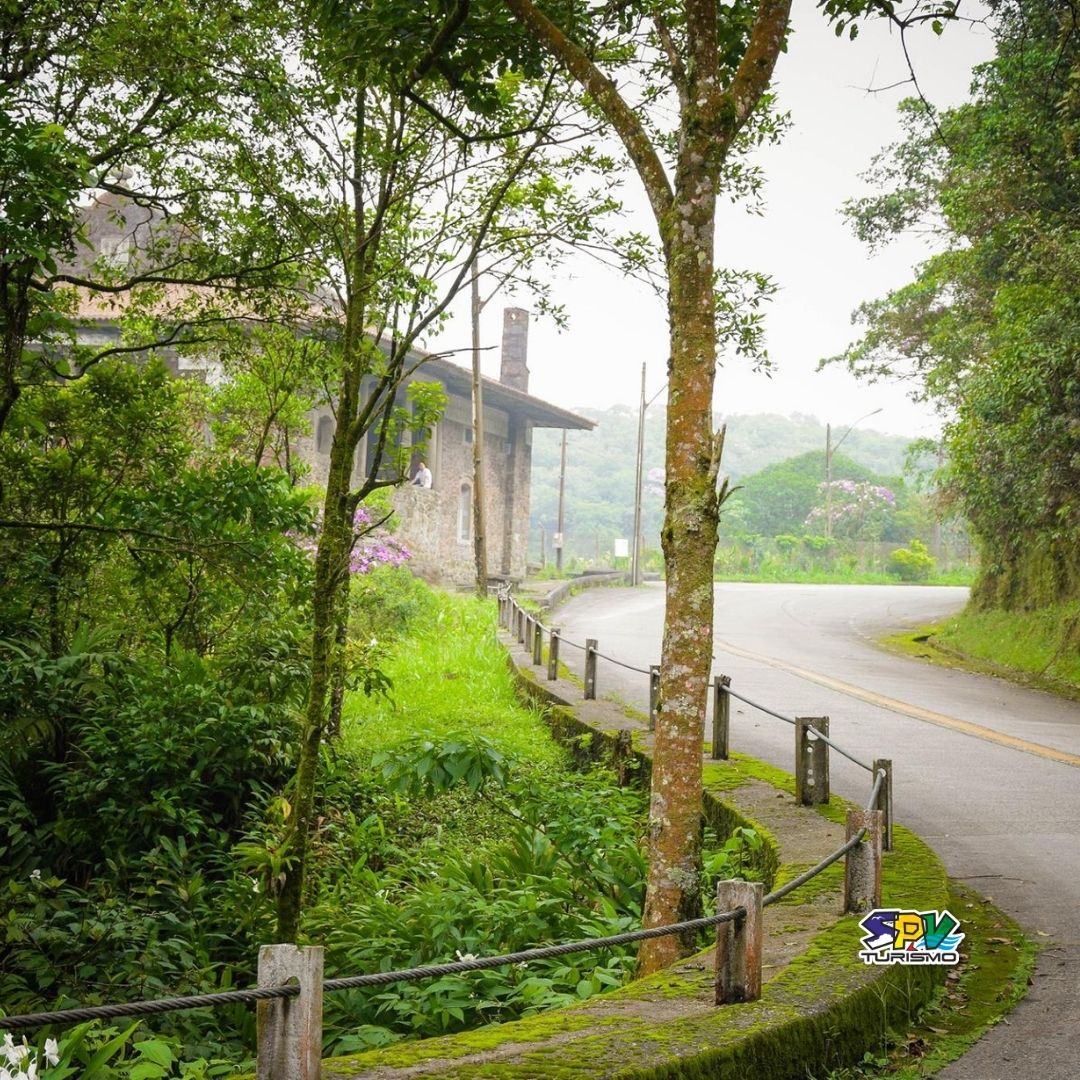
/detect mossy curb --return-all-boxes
[321,639,952,1079]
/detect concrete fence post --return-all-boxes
[844,809,883,913]
[712,676,731,760]
[795,716,830,806]
[584,638,598,700]
[873,758,893,852]
[715,880,763,1005]
[524,615,534,654]
[517,607,526,644]
[532,619,544,666]
[648,665,661,731]
[499,595,507,628]
[548,629,560,680]
[256,944,323,1080]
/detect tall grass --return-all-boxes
[938,602,1080,688]
[341,587,565,768]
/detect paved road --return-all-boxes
[553,582,1080,1079]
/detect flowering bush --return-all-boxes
[806,479,896,540]
[2,1033,58,1080]
[290,506,411,575]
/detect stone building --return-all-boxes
[299,308,593,586]
[61,196,592,585]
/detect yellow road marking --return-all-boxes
[714,638,1080,770]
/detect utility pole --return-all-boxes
[556,429,567,572]
[825,422,832,540]
[632,363,646,586]
[632,370,666,584]
[825,409,882,540]
[470,262,488,596]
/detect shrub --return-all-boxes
[888,539,936,582]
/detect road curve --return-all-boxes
[552,582,1080,1080]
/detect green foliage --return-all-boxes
[374,733,511,797]
[888,540,936,582]
[834,1,1080,615]
[2,1022,237,1079]
[306,758,649,1046]
[702,826,765,903]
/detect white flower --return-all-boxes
[0,1065,13,1080]
[29,870,41,882]
[2,1036,28,1065]
[44,1039,59,1067]
[454,950,477,962]
[25,1061,37,1080]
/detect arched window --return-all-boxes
[458,482,472,542]
[316,414,334,454]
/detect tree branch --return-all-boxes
[502,0,674,223]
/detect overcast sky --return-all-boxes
[429,9,994,439]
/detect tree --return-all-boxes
[833,0,1079,611]
[501,0,954,972]
[264,2,621,940]
[0,0,307,447]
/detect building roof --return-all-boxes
[65,195,594,432]
[416,353,594,431]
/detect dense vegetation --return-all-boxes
[835,0,1079,653]
[0,442,656,1073]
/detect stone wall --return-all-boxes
[296,390,536,588]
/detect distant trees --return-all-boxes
[529,414,915,561]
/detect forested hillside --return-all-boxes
[530,408,914,560]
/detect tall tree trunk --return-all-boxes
[276,428,352,941]
[326,576,350,739]
[502,0,790,978]
[639,168,720,973]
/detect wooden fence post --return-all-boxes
[795,716,830,805]
[548,629,560,680]
[844,809,883,913]
[648,665,660,730]
[532,619,544,666]
[715,881,763,1004]
[712,675,731,760]
[584,638,598,700]
[256,945,323,1080]
[873,758,893,852]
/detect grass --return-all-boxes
[341,589,566,768]
[884,602,1080,698]
[937,602,1080,688]
[713,568,976,587]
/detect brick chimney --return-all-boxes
[499,307,530,392]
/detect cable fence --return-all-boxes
[0,590,894,1080]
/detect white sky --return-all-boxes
[429,10,994,439]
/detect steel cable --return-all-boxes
[0,908,746,1033]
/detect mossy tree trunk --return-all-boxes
[504,0,791,973]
